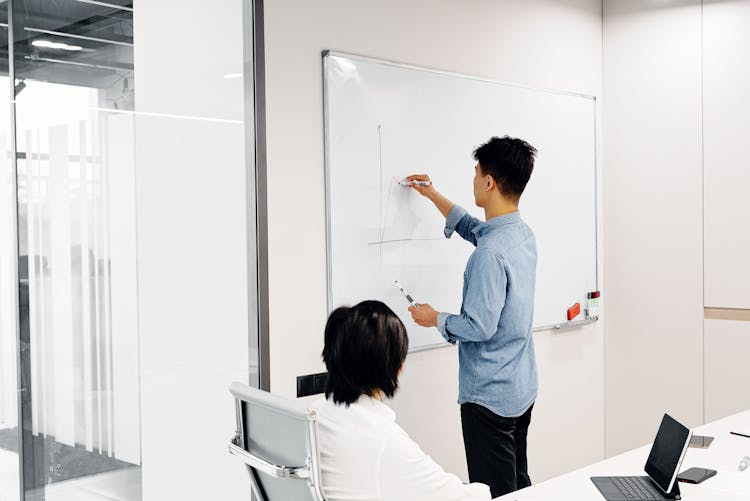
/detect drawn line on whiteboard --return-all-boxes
[368,237,444,246]
[378,124,383,264]
[377,125,432,255]
[380,176,398,242]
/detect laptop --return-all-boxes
[591,414,692,500]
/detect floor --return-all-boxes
[0,447,19,501]
[0,428,136,484]
[0,448,141,501]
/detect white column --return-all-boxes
[106,112,141,465]
[134,1,250,499]
[49,124,76,446]
[0,127,17,429]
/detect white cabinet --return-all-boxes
[704,319,750,422]
[703,1,750,309]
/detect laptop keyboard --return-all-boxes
[611,476,664,500]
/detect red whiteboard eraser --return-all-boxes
[567,303,581,321]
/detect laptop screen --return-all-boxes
[644,414,691,493]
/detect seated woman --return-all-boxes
[313,300,491,501]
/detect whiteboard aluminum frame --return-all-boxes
[323,50,597,103]
[323,52,334,319]
[322,50,599,348]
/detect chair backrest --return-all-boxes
[228,382,325,501]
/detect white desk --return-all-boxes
[496,409,750,500]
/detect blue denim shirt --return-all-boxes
[437,205,538,418]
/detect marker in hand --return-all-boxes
[394,280,419,307]
[399,179,432,187]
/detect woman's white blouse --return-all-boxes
[311,396,492,501]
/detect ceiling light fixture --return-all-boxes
[223,73,242,79]
[32,39,84,51]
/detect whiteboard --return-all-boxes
[324,52,598,351]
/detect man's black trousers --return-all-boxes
[460,402,534,498]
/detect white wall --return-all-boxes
[603,0,704,455]
[701,0,750,423]
[604,0,750,457]
[264,0,604,482]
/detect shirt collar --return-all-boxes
[355,395,396,422]
[471,211,522,238]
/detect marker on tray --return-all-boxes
[585,291,601,320]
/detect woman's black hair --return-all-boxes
[322,300,409,405]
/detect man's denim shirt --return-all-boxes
[437,205,538,418]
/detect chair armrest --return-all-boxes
[228,440,311,480]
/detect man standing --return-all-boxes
[407,136,539,498]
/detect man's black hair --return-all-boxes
[473,136,538,201]
[322,300,409,405]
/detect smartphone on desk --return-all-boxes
[677,467,717,484]
[689,435,714,448]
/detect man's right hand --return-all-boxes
[406,173,454,218]
[405,174,436,198]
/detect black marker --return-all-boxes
[394,280,419,307]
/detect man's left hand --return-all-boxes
[408,303,439,328]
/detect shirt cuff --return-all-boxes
[443,205,468,238]
[437,312,456,344]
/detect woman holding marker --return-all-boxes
[312,300,491,501]
[407,136,539,498]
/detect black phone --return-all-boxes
[677,467,717,484]
[688,435,714,448]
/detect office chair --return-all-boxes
[228,382,325,501]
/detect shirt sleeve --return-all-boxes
[437,312,455,344]
[443,249,507,343]
[378,429,492,501]
[444,205,482,247]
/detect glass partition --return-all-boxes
[0,9,19,501]
[10,1,140,499]
[3,1,257,500]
